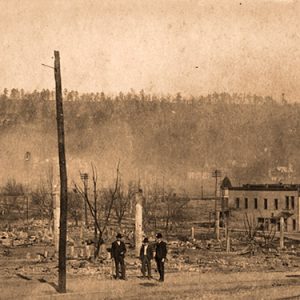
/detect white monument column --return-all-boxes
[135,189,143,257]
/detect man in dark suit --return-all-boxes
[111,233,126,280]
[139,237,153,279]
[155,233,167,282]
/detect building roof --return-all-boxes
[221,176,232,189]
[228,183,300,192]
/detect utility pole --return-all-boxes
[212,170,221,240]
[54,50,68,293]
[93,178,97,259]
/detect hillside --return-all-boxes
[0,89,299,193]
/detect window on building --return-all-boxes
[274,199,278,210]
[291,196,295,210]
[293,219,296,231]
[254,198,258,209]
[235,198,240,209]
[264,198,268,209]
[245,198,248,209]
[286,196,289,209]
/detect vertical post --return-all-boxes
[191,227,195,240]
[280,217,284,249]
[54,50,68,293]
[53,186,60,253]
[212,170,221,239]
[135,189,143,257]
[84,178,88,227]
[215,211,220,240]
[80,173,89,227]
[223,187,230,249]
[93,177,97,259]
[208,212,211,234]
[26,195,29,233]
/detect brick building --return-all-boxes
[221,179,299,232]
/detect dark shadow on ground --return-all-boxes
[139,282,159,287]
[43,280,60,292]
[16,273,32,280]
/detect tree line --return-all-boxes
[0,88,299,187]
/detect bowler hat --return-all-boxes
[156,233,162,239]
[116,233,122,238]
[143,237,149,243]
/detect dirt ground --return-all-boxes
[2,270,300,299]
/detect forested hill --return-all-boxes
[0,89,299,193]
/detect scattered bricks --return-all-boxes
[3,248,11,256]
[2,238,13,247]
[184,256,190,264]
[0,232,9,239]
[188,267,199,272]
[18,231,28,240]
[28,235,37,243]
[70,245,75,257]
[13,240,26,247]
[85,245,91,258]
[79,248,84,257]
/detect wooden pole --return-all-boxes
[26,195,29,233]
[280,217,284,249]
[54,50,68,293]
[226,226,230,252]
[212,170,221,239]
[84,178,88,227]
[215,211,220,240]
[93,179,97,259]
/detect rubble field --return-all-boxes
[2,222,300,283]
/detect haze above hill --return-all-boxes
[1,0,300,100]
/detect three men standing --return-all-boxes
[111,232,167,282]
[111,233,126,280]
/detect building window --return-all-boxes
[254,198,258,209]
[286,196,289,209]
[245,198,248,209]
[293,219,296,231]
[236,198,240,209]
[291,196,295,210]
[264,198,268,210]
[274,199,278,210]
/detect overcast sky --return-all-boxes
[1,0,299,100]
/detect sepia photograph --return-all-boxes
[1,0,300,299]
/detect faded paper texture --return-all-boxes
[1,0,300,299]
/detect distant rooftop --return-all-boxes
[228,183,300,191]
